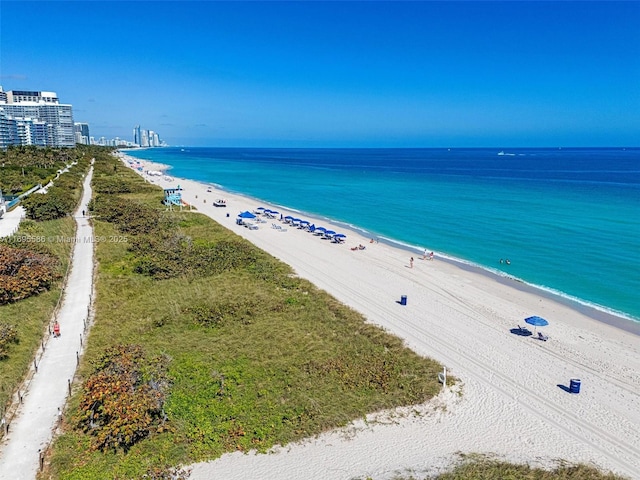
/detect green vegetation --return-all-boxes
[0,245,59,304]
[0,216,75,410]
[0,147,99,423]
[46,153,447,479]
[0,144,99,196]
[21,150,92,221]
[374,456,627,479]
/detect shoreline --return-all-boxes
[117,151,640,478]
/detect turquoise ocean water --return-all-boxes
[126,147,640,323]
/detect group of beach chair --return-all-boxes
[271,223,288,232]
[517,324,549,341]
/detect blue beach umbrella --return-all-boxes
[333,233,346,243]
[238,211,256,219]
[525,316,549,333]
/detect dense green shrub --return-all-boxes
[93,176,133,194]
[21,186,76,221]
[0,323,19,360]
[0,244,59,304]
[131,234,259,280]
[91,195,161,235]
[74,345,170,453]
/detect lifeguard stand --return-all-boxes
[163,188,183,210]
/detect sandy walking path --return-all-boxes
[0,206,25,239]
[126,154,640,479]
[0,167,95,480]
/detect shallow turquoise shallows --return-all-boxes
[126,147,640,323]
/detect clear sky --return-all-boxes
[1,1,639,147]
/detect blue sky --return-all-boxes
[1,1,639,147]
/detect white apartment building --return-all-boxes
[0,87,75,148]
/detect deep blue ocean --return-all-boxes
[125,147,640,323]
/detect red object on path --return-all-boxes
[53,321,60,337]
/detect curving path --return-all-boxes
[0,206,25,239]
[0,167,95,480]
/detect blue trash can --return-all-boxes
[569,378,581,394]
[400,295,407,306]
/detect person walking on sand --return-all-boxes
[423,249,428,260]
[53,320,60,338]
[410,257,414,268]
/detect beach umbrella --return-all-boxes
[256,207,265,211]
[270,210,279,215]
[238,211,256,219]
[333,233,346,243]
[314,226,326,235]
[525,315,549,334]
[324,230,336,238]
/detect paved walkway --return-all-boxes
[0,167,95,480]
[0,206,25,238]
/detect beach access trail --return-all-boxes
[0,206,25,239]
[0,167,94,480]
[128,154,640,479]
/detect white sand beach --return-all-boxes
[119,152,640,479]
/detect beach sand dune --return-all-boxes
[120,153,640,479]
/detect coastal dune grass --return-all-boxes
[379,455,626,479]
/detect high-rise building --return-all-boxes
[74,122,90,145]
[133,125,141,146]
[0,87,75,148]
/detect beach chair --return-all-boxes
[537,332,549,341]
[517,324,532,335]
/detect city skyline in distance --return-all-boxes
[2,1,639,148]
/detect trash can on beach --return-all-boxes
[400,295,407,306]
[569,378,581,394]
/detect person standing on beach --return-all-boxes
[410,257,414,268]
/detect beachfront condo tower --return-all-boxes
[0,87,75,148]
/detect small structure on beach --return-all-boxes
[163,188,182,207]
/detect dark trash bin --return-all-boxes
[400,295,407,306]
[569,378,581,394]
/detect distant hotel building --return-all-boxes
[133,124,163,147]
[74,122,90,145]
[0,87,75,148]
